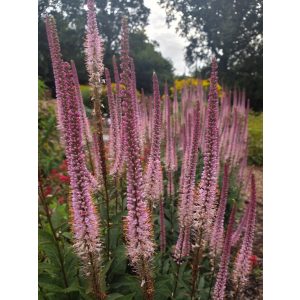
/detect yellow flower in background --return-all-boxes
[80,83,140,97]
[171,77,222,97]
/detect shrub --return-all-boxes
[80,84,92,108]
[38,79,47,100]
[248,112,263,166]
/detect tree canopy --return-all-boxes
[38,0,174,94]
[129,32,174,93]
[159,0,263,111]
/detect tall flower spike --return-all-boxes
[193,57,219,240]
[71,61,99,189]
[173,85,179,135]
[71,61,100,185]
[71,61,93,145]
[233,174,257,288]
[213,204,236,300]
[84,0,108,191]
[158,166,166,253]
[112,55,122,132]
[46,18,104,298]
[105,68,119,161]
[174,101,201,260]
[144,72,163,206]
[110,56,124,176]
[165,83,172,169]
[120,18,155,299]
[85,0,104,82]
[210,162,230,256]
[164,83,176,195]
[45,16,66,142]
[231,169,253,247]
[191,58,219,298]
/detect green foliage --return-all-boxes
[248,112,263,166]
[39,79,48,100]
[129,32,174,92]
[159,0,263,111]
[38,0,174,95]
[38,99,64,174]
[39,0,174,95]
[80,85,92,108]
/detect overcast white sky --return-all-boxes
[144,0,189,76]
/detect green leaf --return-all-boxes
[118,293,135,300]
[107,293,125,300]
[102,258,114,276]
[38,282,64,293]
[109,245,127,276]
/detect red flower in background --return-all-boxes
[249,255,258,267]
[58,196,65,204]
[49,162,70,185]
[58,174,70,184]
[59,160,68,172]
[44,185,52,197]
[50,169,59,176]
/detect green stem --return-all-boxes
[207,253,218,299]
[88,252,106,300]
[233,280,241,300]
[168,171,174,236]
[172,228,185,299]
[92,86,110,259]
[38,182,70,297]
[103,179,111,259]
[38,284,48,300]
[86,138,95,176]
[115,176,118,215]
[191,231,204,299]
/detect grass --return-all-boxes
[248,112,263,166]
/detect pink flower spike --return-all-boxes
[193,57,220,241]
[210,162,230,256]
[174,101,201,260]
[85,0,104,84]
[213,204,236,300]
[233,174,257,288]
[144,72,163,205]
[120,18,155,298]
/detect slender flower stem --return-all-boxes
[191,232,203,299]
[168,170,174,235]
[38,179,70,294]
[172,237,185,298]
[101,169,110,259]
[114,176,119,215]
[207,253,217,299]
[172,262,181,299]
[84,0,110,258]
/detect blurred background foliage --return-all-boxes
[38,0,173,95]
[38,0,262,112]
[159,0,263,111]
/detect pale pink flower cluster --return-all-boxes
[174,101,201,260]
[213,205,236,300]
[144,73,163,205]
[210,162,230,255]
[84,0,104,86]
[193,58,220,241]
[119,20,155,295]
[45,15,101,270]
[233,174,257,287]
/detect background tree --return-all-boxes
[129,32,174,93]
[38,0,174,94]
[159,0,263,111]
